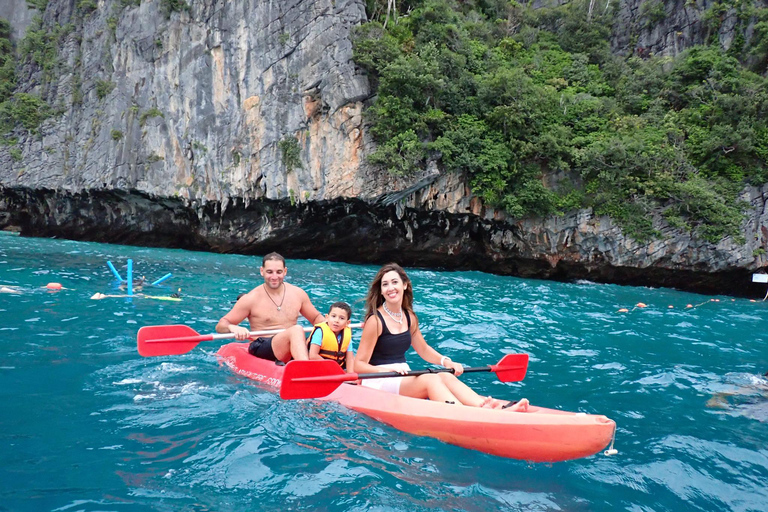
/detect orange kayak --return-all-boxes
[217,342,616,462]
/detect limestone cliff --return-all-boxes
[1,0,767,297]
[2,0,386,202]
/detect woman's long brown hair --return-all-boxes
[363,263,414,319]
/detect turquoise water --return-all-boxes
[1,233,767,512]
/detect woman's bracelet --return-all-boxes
[440,356,451,367]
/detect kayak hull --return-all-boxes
[216,342,616,462]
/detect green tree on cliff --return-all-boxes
[354,0,768,243]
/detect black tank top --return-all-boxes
[369,310,412,365]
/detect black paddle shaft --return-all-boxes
[356,365,492,380]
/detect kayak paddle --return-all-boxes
[137,323,363,357]
[279,353,529,399]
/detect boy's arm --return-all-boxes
[307,328,324,360]
[308,343,323,361]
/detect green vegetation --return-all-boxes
[111,129,123,140]
[162,0,189,18]
[76,0,98,14]
[26,0,47,11]
[107,16,118,37]
[0,20,50,137]
[139,107,164,125]
[279,136,302,171]
[95,79,115,99]
[353,0,768,243]
[0,20,14,101]
[17,16,70,87]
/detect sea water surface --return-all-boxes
[0,233,766,512]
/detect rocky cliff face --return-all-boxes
[1,0,766,296]
[611,0,760,61]
[2,0,389,203]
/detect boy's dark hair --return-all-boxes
[329,301,352,319]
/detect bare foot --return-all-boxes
[479,396,501,409]
[502,398,529,412]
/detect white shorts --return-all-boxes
[360,362,411,395]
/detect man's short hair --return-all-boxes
[262,252,285,267]
[329,301,352,319]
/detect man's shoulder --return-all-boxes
[249,285,263,294]
[239,286,263,306]
[285,282,310,296]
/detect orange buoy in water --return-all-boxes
[686,304,693,308]
[618,308,629,313]
[636,302,647,308]
[46,282,62,290]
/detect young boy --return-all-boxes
[307,301,354,371]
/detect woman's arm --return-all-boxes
[409,312,464,376]
[352,315,386,374]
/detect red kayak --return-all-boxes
[216,342,617,462]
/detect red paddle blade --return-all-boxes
[492,353,529,382]
[137,325,209,357]
[280,360,352,399]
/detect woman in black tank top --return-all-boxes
[355,263,529,411]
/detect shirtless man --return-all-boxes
[216,252,324,362]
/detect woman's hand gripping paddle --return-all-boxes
[279,353,529,399]
[137,323,363,357]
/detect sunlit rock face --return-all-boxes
[0,0,381,203]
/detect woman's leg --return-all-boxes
[438,374,531,411]
[398,374,460,403]
[399,374,530,410]
[436,373,488,406]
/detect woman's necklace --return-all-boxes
[264,283,286,311]
[382,302,403,324]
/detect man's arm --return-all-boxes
[299,289,324,325]
[216,297,252,339]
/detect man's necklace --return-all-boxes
[382,302,403,324]
[264,283,286,311]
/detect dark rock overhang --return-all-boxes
[0,185,764,298]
